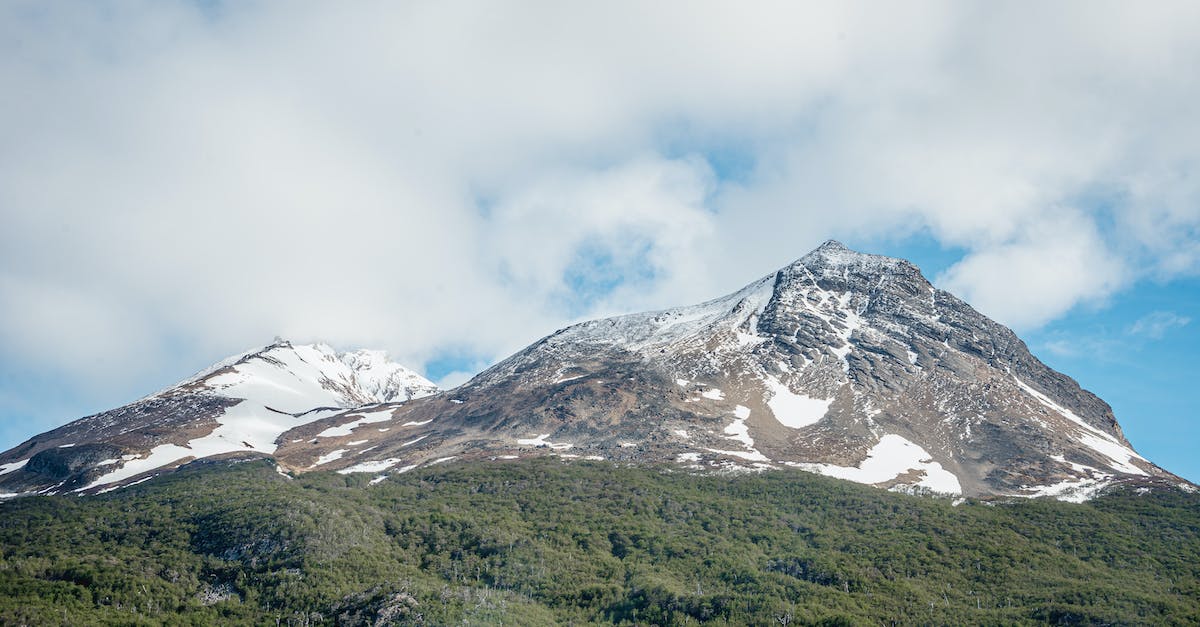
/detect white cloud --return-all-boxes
[2,2,1200,437]
[1130,311,1192,340]
[482,155,718,315]
[0,274,160,384]
[434,371,476,391]
[937,212,1129,330]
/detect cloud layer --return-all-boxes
[1130,311,1192,340]
[2,1,1200,405]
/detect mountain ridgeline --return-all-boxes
[0,241,1189,500]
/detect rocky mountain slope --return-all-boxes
[0,342,437,495]
[0,242,1188,500]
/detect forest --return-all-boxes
[1,457,1197,625]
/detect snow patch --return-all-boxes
[764,377,831,428]
[517,433,573,450]
[338,458,402,474]
[786,434,962,494]
[0,459,28,475]
[704,447,770,462]
[401,435,429,447]
[736,331,768,347]
[719,405,772,462]
[311,449,347,467]
[317,407,395,438]
[80,444,202,490]
[97,475,155,494]
[1019,477,1113,503]
[701,388,725,400]
[723,411,754,449]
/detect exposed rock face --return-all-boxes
[0,242,1185,501]
[273,241,1171,500]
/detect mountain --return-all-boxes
[271,241,1181,500]
[0,242,1189,500]
[0,341,437,495]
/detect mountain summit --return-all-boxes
[0,340,436,494]
[0,243,1186,500]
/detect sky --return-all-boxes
[1,2,1198,482]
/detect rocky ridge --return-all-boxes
[0,242,1188,501]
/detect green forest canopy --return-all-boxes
[1,457,1197,625]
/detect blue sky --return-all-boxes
[1,2,1198,482]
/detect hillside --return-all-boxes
[1,457,1197,625]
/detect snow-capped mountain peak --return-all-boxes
[338,348,440,403]
[156,339,438,408]
[0,340,438,495]
[324,240,1178,501]
[796,239,909,276]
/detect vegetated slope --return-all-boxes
[0,458,1197,625]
